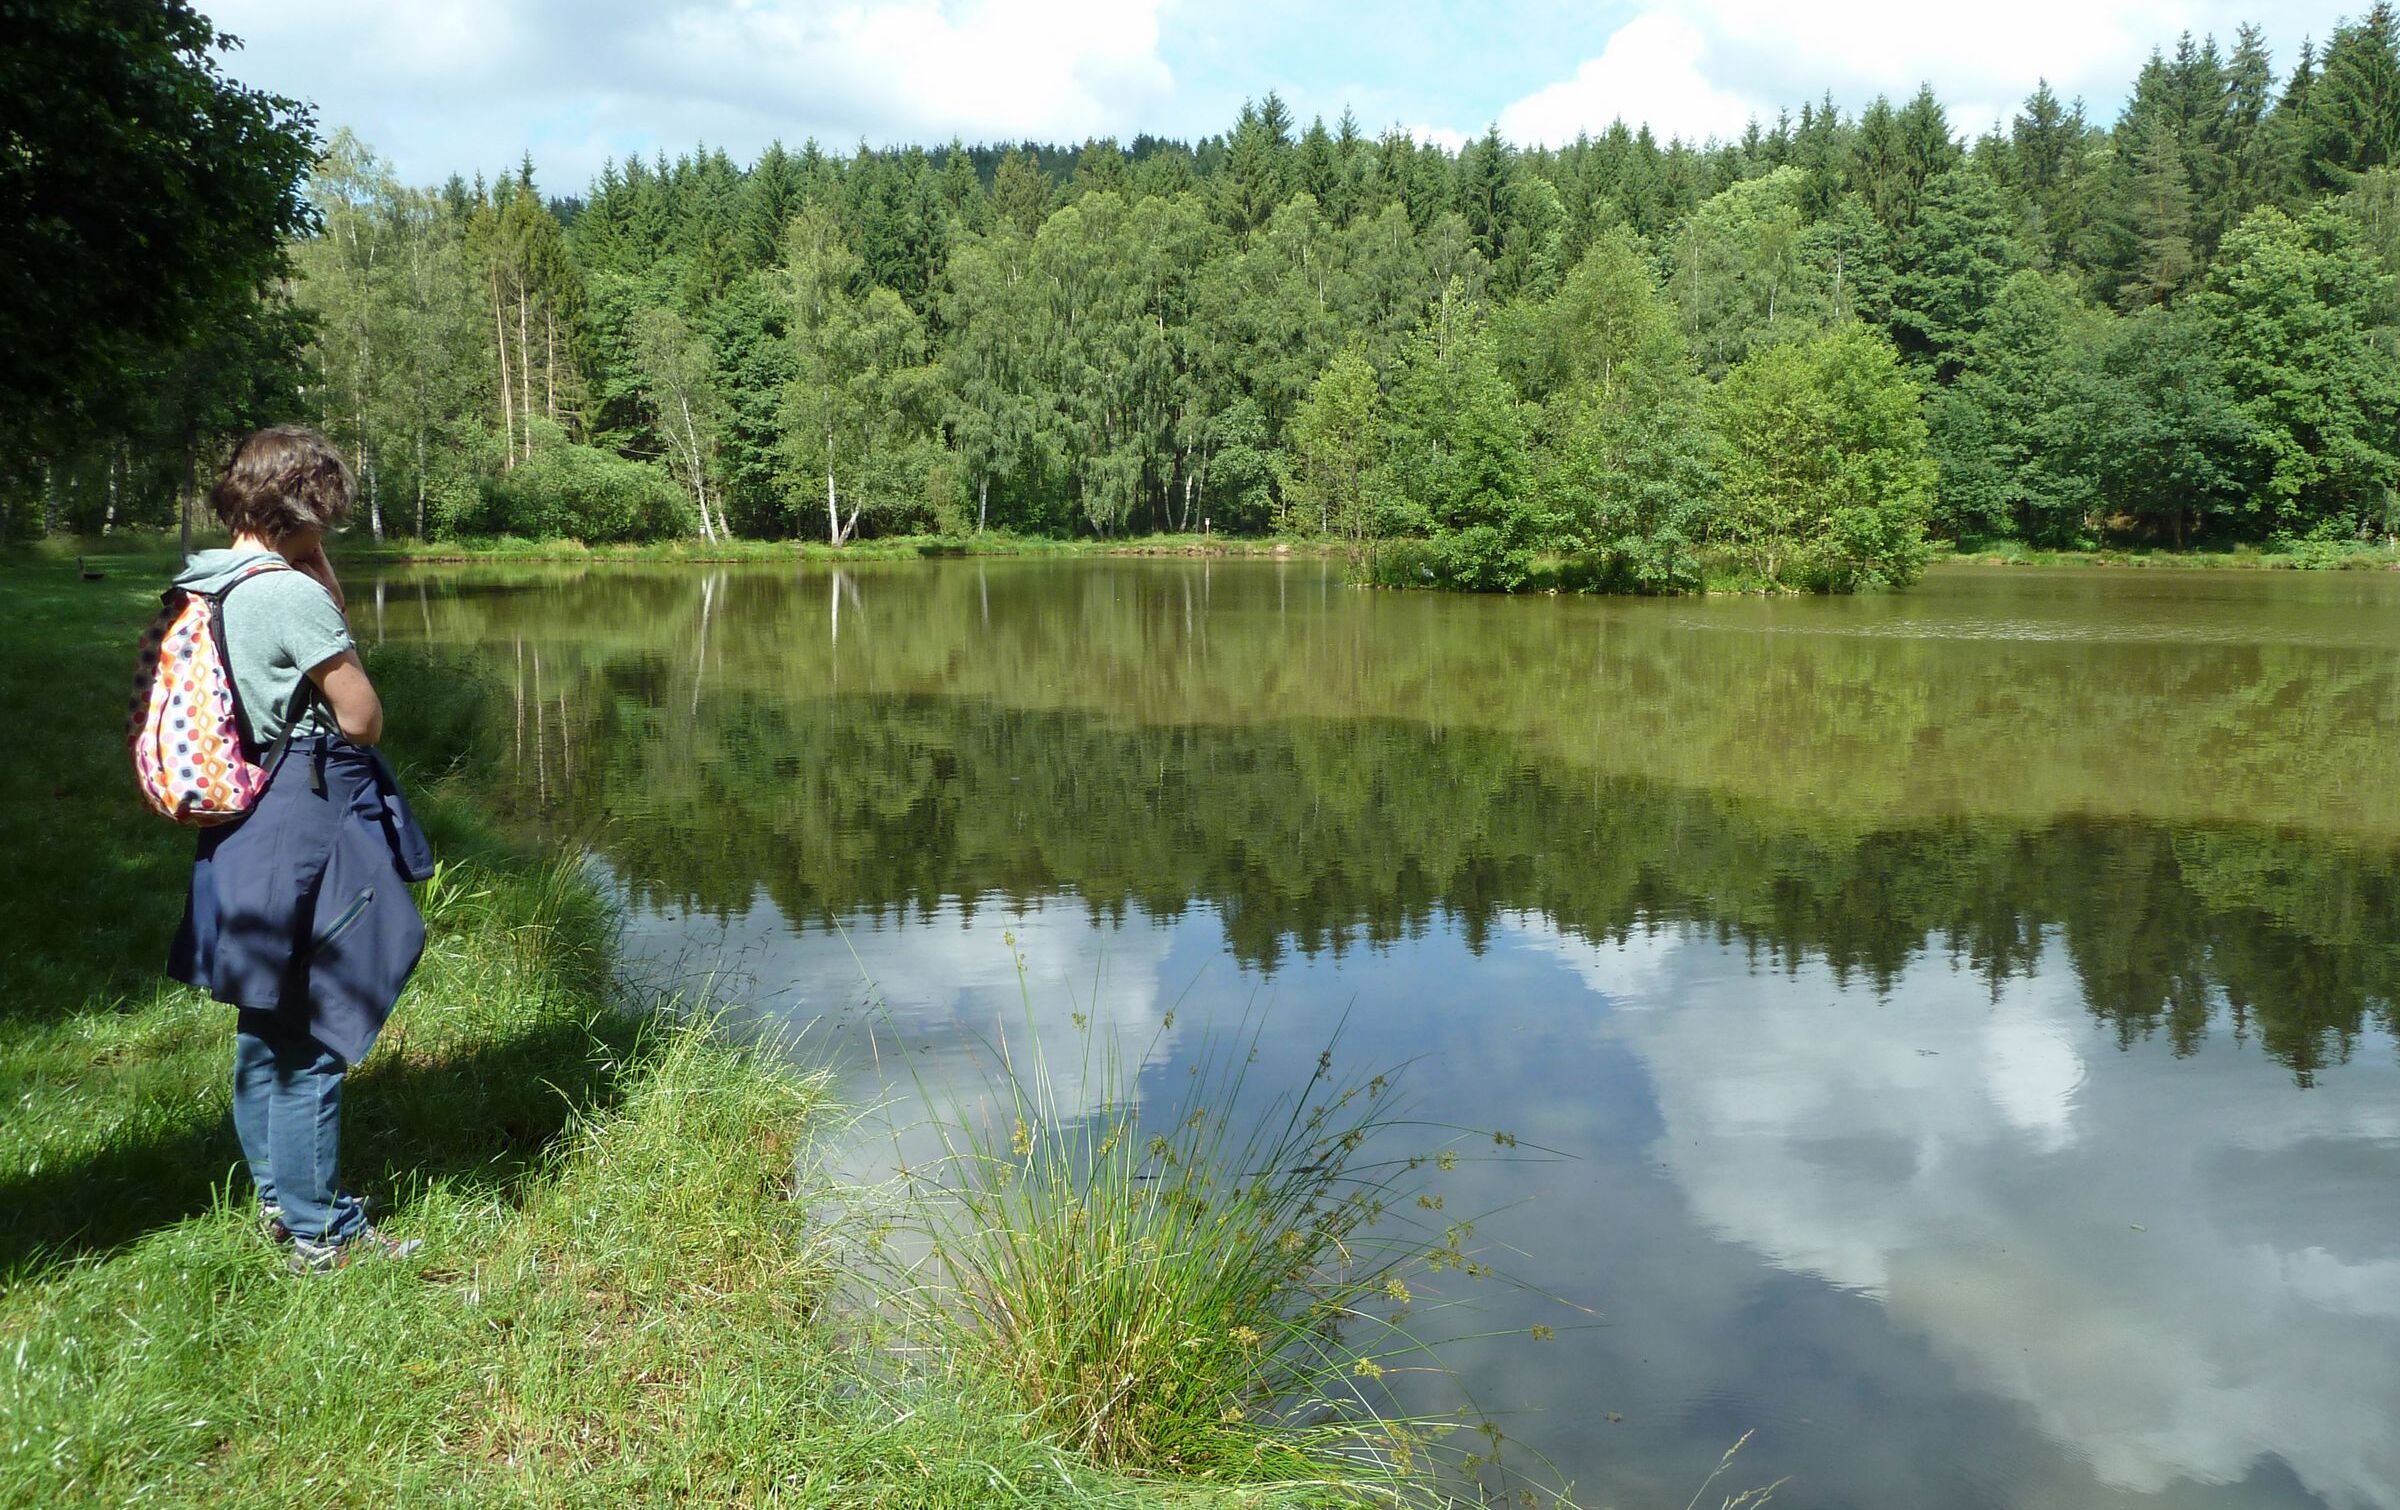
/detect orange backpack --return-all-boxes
[127,560,299,826]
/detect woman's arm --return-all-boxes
[307,650,384,746]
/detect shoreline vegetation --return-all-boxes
[0,557,1538,1506]
[28,529,2400,578]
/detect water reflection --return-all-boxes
[379,559,2400,1509]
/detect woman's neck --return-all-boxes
[232,531,313,560]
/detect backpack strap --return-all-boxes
[206,559,319,766]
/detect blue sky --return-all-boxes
[202,1,2368,192]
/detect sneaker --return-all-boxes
[260,1193,370,1245]
[288,1224,422,1275]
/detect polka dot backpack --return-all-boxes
[127,559,296,826]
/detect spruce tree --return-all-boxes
[1297,117,1339,211]
[2306,5,2400,190]
[1892,162,2024,374]
[1219,97,1294,239]
[991,149,1052,238]
[2120,120,2199,308]
[739,142,803,270]
[1459,124,1512,264]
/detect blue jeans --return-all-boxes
[231,1026,365,1245]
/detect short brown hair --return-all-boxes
[210,426,353,542]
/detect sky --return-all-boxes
[200,0,2372,192]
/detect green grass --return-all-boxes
[871,955,1510,1498]
[0,552,1485,1506]
[1937,536,2400,570]
[35,528,1341,568]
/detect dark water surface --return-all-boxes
[368,559,2400,1509]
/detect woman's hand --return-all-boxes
[288,539,346,616]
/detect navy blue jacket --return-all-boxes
[170,738,432,1064]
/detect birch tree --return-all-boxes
[632,303,727,542]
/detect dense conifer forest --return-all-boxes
[16,4,2400,588]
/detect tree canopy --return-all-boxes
[16,8,2400,579]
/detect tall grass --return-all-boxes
[866,940,1544,1504]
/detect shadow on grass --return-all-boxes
[0,1005,644,1280]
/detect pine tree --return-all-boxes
[935,141,984,230]
[2306,3,2400,191]
[1459,124,1511,264]
[2216,25,2276,237]
[1072,137,1128,197]
[1329,108,1365,226]
[1892,162,2024,373]
[1851,98,1908,230]
[2121,120,2199,308]
[2252,39,2319,207]
[991,149,1052,238]
[1790,95,1851,219]
[2009,81,2088,266]
[2167,33,2236,256]
[740,141,804,270]
[1219,97,1294,239]
[1296,117,1339,210]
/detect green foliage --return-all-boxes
[1533,233,1718,590]
[1542,352,1716,593]
[2198,203,2400,536]
[0,0,316,485]
[1709,325,1936,590]
[776,206,941,542]
[294,131,490,542]
[1669,166,1819,377]
[2067,303,2252,543]
[1891,162,2024,373]
[1930,270,2100,544]
[1378,307,1540,590]
[2302,4,2400,194]
[1277,346,1387,554]
[480,444,692,541]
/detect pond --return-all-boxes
[364,558,2400,1510]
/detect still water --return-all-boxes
[367,559,2400,1509]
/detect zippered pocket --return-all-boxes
[311,887,374,953]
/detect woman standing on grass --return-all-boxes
[166,426,430,1272]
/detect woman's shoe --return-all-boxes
[288,1223,420,1274]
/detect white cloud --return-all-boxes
[1402,123,1470,153]
[1596,930,2400,1504]
[614,881,1192,1132]
[657,0,1173,145]
[205,0,1177,187]
[1498,13,1767,147]
[1493,1,2361,149]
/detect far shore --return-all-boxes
[28,530,2400,576]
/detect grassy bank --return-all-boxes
[254,530,1327,567]
[0,558,1478,1505]
[334,531,1336,566]
[1937,538,2400,571]
[44,527,2400,586]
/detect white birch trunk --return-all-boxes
[493,269,515,467]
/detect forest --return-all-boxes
[15,4,2400,589]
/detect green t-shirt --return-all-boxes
[171,549,354,749]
